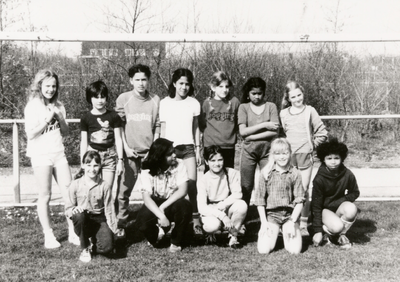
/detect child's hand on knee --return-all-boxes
[313,232,323,246]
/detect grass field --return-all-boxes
[1,201,400,282]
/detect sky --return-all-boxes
[7,0,400,57]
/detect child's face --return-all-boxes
[248,87,264,106]
[91,94,107,111]
[212,80,230,100]
[164,147,177,167]
[288,88,304,108]
[272,150,290,168]
[83,159,101,179]
[41,77,57,101]
[324,154,342,171]
[206,153,224,174]
[130,72,148,95]
[173,76,191,99]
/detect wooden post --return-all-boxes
[13,122,20,203]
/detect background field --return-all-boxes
[1,201,400,282]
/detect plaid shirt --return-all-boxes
[253,165,305,209]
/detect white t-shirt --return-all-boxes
[24,98,66,158]
[159,96,200,146]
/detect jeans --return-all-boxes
[116,156,142,228]
[240,140,271,204]
[72,211,114,254]
[135,196,192,247]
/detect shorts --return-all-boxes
[291,153,313,170]
[30,151,69,168]
[174,144,195,160]
[266,207,293,226]
[88,145,117,172]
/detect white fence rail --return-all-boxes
[2,115,400,204]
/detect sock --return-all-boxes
[340,217,355,235]
[322,225,333,235]
[192,213,201,227]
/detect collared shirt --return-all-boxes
[137,159,188,199]
[253,165,305,209]
[65,177,118,233]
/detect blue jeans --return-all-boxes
[240,140,271,204]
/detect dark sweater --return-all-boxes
[311,163,360,233]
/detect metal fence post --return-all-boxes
[13,122,21,203]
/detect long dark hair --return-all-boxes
[241,77,266,103]
[168,68,195,98]
[142,138,174,176]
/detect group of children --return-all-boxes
[24,65,360,263]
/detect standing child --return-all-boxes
[159,68,202,235]
[280,81,328,235]
[80,80,124,188]
[199,71,240,170]
[115,64,160,229]
[254,138,305,255]
[24,69,79,249]
[65,151,123,263]
[311,137,359,249]
[134,138,192,252]
[197,145,247,248]
[238,77,279,205]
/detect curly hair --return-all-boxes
[316,137,348,162]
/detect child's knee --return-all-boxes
[202,217,221,233]
[342,202,358,220]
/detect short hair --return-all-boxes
[208,71,233,99]
[203,145,225,162]
[168,68,195,98]
[142,138,174,176]
[282,80,305,109]
[128,64,151,79]
[85,80,109,105]
[316,137,348,162]
[30,69,60,105]
[241,77,266,103]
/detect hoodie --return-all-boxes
[311,163,360,234]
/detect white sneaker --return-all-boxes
[169,244,182,253]
[69,231,80,246]
[79,247,92,263]
[44,231,61,249]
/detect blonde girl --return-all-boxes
[24,69,79,248]
[253,138,305,255]
[199,71,240,171]
[280,81,328,235]
[159,68,202,235]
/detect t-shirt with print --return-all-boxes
[80,109,123,151]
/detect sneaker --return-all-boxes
[238,225,246,237]
[228,235,242,249]
[69,231,80,246]
[338,234,352,250]
[193,225,204,237]
[169,244,182,253]
[204,233,217,245]
[79,247,92,263]
[300,227,310,237]
[44,232,61,249]
[322,234,336,248]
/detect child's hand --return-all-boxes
[116,159,124,176]
[125,147,138,158]
[45,104,56,122]
[313,232,323,246]
[222,215,233,230]
[72,206,85,214]
[195,147,202,167]
[264,122,279,131]
[158,215,170,228]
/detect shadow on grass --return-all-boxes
[347,218,377,244]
